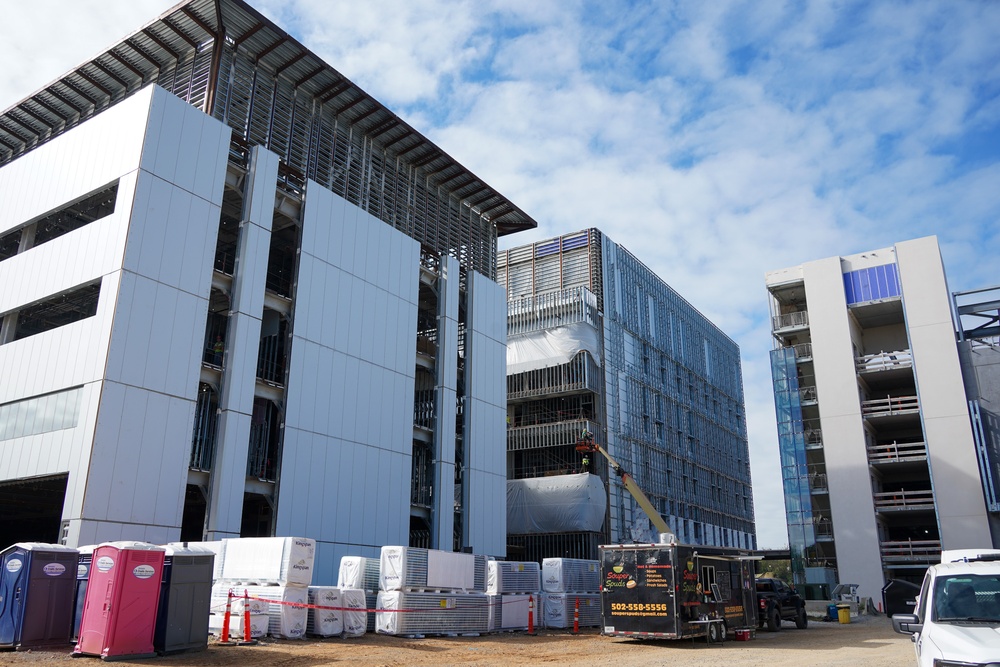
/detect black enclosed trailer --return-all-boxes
[599,542,757,641]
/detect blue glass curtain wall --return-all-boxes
[843,263,901,305]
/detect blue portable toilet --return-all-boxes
[0,543,78,650]
[71,546,96,642]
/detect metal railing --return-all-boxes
[867,440,927,464]
[804,428,823,448]
[792,342,813,359]
[809,473,828,492]
[257,334,286,386]
[189,384,218,471]
[856,350,913,373]
[799,386,818,403]
[881,539,942,563]
[507,351,602,400]
[862,394,919,417]
[414,389,435,430]
[873,489,935,511]
[507,286,601,337]
[772,310,809,331]
[507,419,598,452]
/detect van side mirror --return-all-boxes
[891,614,922,635]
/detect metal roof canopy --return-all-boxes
[0,0,535,237]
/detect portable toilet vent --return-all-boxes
[73,542,165,660]
[153,545,214,655]
[0,543,78,650]
[71,545,96,642]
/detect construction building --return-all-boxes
[765,236,999,602]
[0,0,535,583]
[499,229,756,561]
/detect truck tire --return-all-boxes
[707,622,720,643]
[795,607,808,629]
[766,606,781,632]
[719,621,729,641]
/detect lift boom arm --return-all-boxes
[576,435,674,540]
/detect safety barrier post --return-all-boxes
[573,597,579,634]
[239,589,258,645]
[220,589,233,643]
[528,594,536,636]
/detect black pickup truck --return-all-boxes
[755,577,808,631]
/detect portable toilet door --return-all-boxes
[71,546,95,642]
[74,542,165,660]
[0,543,78,650]
[153,545,215,654]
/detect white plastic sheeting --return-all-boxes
[340,588,368,637]
[240,585,308,639]
[337,556,380,592]
[506,322,601,375]
[541,558,601,593]
[540,593,601,628]
[208,612,268,639]
[307,587,344,637]
[487,561,541,594]
[507,474,606,535]
[219,537,315,586]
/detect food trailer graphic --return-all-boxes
[600,542,757,642]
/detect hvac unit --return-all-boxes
[379,546,487,593]
[376,591,489,636]
[487,594,534,632]
[487,560,541,594]
[541,557,601,593]
[540,592,601,628]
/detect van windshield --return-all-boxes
[933,574,1000,623]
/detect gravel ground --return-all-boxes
[1,613,914,667]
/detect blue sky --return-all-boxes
[2,0,998,548]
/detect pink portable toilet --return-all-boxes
[73,542,165,660]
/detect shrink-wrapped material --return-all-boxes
[376,591,489,636]
[307,587,343,637]
[507,322,601,374]
[541,557,601,593]
[208,612,268,639]
[240,585,308,639]
[487,560,541,594]
[507,474,606,534]
[379,546,487,593]
[211,583,269,614]
[540,593,601,628]
[487,594,532,631]
[340,588,368,637]
[337,556,380,592]
[219,537,315,586]
[168,541,226,580]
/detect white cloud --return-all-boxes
[3,0,999,550]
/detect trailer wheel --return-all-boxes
[766,606,781,632]
[719,621,729,642]
[707,621,721,644]
[795,606,808,629]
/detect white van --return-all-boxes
[892,550,1000,666]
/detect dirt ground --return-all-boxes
[1,614,914,667]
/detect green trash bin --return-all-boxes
[837,604,851,624]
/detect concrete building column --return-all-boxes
[432,254,459,550]
[206,146,280,539]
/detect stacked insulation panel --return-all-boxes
[307,587,343,637]
[376,591,490,637]
[487,594,533,632]
[487,561,541,594]
[379,546,487,593]
[337,556,379,633]
[340,589,368,637]
[377,546,490,636]
[486,560,541,633]
[540,593,601,628]
[238,585,308,639]
[219,537,315,586]
[541,558,600,593]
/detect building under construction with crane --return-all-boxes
[500,229,756,561]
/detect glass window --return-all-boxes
[0,387,83,441]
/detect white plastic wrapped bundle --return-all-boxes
[211,583,269,615]
[541,558,601,593]
[337,556,380,592]
[168,540,226,580]
[487,594,533,632]
[220,537,315,586]
[208,612,268,639]
[376,591,489,636]
[487,561,541,594]
[540,593,601,628]
[307,587,343,637]
[380,546,487,593]
[340,588,368,637]
[241,585,308,639]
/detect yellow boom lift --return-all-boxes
[575,430,676,543]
